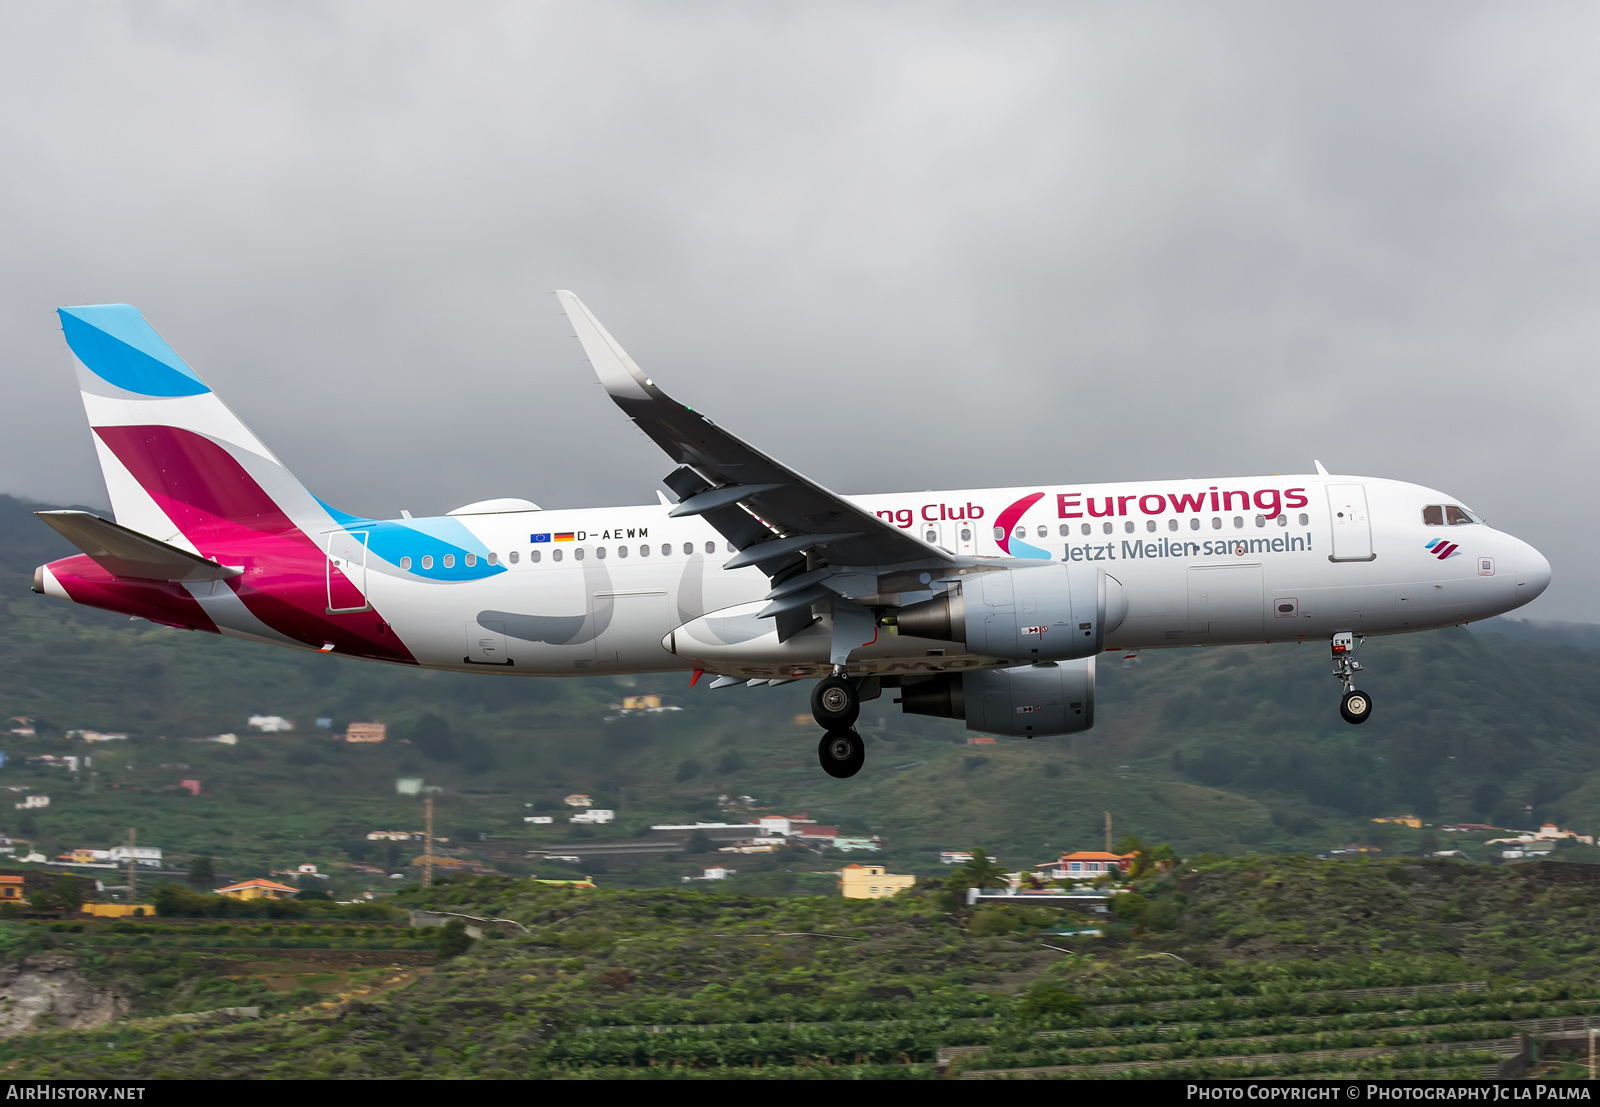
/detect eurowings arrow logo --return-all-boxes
[994,493,1053,560]
[1425,538,1461,560]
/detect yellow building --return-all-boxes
[0,875,23,902]
[81,903,153,918]
[1372,816,1422,829]
[621,695,661,710]
[344,722,387,744]
[839,864,915,899]
[216,878,298,901]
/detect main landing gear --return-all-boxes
[818,728,865,778]
[1332,631,1373,725]
[812,671,865,778]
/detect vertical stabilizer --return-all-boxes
[57,305,334,552]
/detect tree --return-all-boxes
[186,855,216,889]
[436,918,474,959]
[29,876,84,914]
[954,849,1009,894]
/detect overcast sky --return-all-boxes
[1,2,1595,620]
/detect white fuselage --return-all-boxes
[321,473,1547,680]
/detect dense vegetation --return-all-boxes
[4,856,1600,1078]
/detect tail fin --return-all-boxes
[58,305,336,552]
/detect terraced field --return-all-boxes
[6,856,1600,1078]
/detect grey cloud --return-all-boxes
[0,1,1593,617]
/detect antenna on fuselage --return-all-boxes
[1314,460,1330,476]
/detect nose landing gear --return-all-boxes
[1332,632,1372,725]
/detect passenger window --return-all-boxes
[551,549,561,562]
[487,552,498,566]
[727,542,736,553]
[1254,515,1265,528]
[575,548,585,561]
[1233,517,1243,529]
[660,544,670,556]
[443,554,455,568]
[1168,519,1178,531]
[1036,525,1048,538]
[1422,505,1444,526]
[400,556,412,570]
[421,555,433,569]
[1014,526,1026,539]
[1058,525,1070,537]
[465,553,477,567]
[925,528,937,542]
[639,544,650,557]
[1102,522,1113,535]
[683,542,693,555]
[530,549,540,563]
[994,527,1005,540]
[509,551,520,564]
[960,527,972,541]
[1445,505,1477,525]
[1276,515,1287,528]
[1081,524,1091,536]
[1189,518,1200,531]
[1124,521,1134,533]
[1211,518,1222,530]
[596,547,607,559]
[1146,520,1156,532]
[618,546,628,557]
[705,541,716,554]
[1297,513,1308,526]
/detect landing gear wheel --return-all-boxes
[818,728,865,779]
[1340,689,1373,725]
[811,675,860,729]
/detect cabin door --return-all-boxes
[326,530,370,613]
[1326,484,1375,562]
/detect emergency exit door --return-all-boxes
[1326,484,1375,562]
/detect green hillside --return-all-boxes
[1,492,1597,888]
[5,856,1600,1079]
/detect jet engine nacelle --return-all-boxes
[894,564,1125,662]
[899,658,1095,737]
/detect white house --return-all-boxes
[563,794,593,808]
[108,845,163,867]
[523,816,553,825]
[570,809,615,825]
[247,715,294,733]
[14,795,49,810]
[940,851,975,865]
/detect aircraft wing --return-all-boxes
[36,510,243,583]
[556,291,952,581]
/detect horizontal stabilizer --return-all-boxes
[36,510,244,583]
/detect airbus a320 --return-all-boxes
[32,296,1552,778]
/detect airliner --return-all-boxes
[31,295,1552,778]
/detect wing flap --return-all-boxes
[36,510,244,583]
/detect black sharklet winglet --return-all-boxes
[36,510,243,583]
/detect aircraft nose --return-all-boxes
[1516,542,1552,602]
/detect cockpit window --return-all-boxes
[1444,504,1482,525]
[1422,505,1443,526]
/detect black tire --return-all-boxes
[1340,689,1373,725]
[818,728,865,779]
[811,675,860,729]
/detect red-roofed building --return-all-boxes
[1036,851,1134,881]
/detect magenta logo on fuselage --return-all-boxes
[995,492,1053,559]
[1425,538,1462,560]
